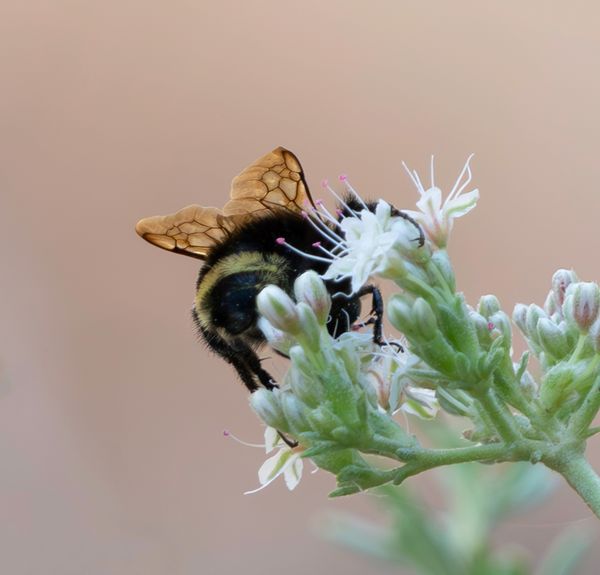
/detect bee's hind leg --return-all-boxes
[355,284,384,345]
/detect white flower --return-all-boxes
[321,200,414,293]
[364,344,439,419]
[244,427,304,494]
[403,155,479,248]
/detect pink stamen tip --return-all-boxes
[312,241,321,248]
[487,322,495,331]
[339,174,348,182]
[301,210,308,218]
[321,178,329,188]
[316,199,324,206]
[336,209,344,217]
[276,237,286,245]
[351,324,361,331]
[223,430,230,437]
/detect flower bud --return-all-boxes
[519,370,538,399]
[250,389,288,431]
[388,295,417,337]
[257,285,301,334]
[286,362,323,407]
[512,303,529,336]
[294,303,323,353]
[589,318,600,353]
[488,311,512,349]
[257,317,295,356]
[280,391,311,434]
[478,295,501,318]
[551,269,579,308]
[470,310,492,347]
[563,282,600,332]
[536,317,571,359]
[430,250,456,292]
[413,298,439,341]
[525,305,548,345]
[293,271,331,325]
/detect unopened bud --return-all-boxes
[488,311,512,350]
[512,303,529,336]
[536,317,571,359]
[563,282,600,332]
[470,310,493,347]
[430,250,456,292]
[388,296,417,337]
[478,295,501,318]
[257,285,301,334]
[296,303,323,352]
[250,389,288,431]
[280,391,310,434]
[293,271,331,325]
[588,319,600,353]
[413,298,439,341]
[257,317,295,356]
[525,305,548,344]
[551,269,579,308]
[519,370,538,399]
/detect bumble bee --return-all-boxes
[136,147,422,393]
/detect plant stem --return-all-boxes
[476,387,521,443]
[549,454,600,519]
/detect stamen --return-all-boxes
[323,183,360,217]
[276,238,334,264]
[304,210,345,243]
[430,155,435,189]
[224,430,265,448]
[447,153,474,202]
[341,177,369,211]
[402,161,426,195]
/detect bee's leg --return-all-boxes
[354,284,384,345]
[195,323,264,392]
[390,206,425,246]
[234,342,278,391]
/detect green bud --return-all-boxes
[257,317,295,356]
[551,269,578,308]
[250,389,288,431]
[536,317,571,358]
[512,303,529,337]
[540,363,576,410]
[413,298,439,341]
[295,302,323,352]
[286,362,322,407]
[478,295,501,318]
[388,295,417,336]
[563,282,600,333]
[379,248,408,280]
[257,285,300,334]
[280,391,310,434]
[525,305,548,345]
[489,311,511,346]
[430,250,456,292]
[469,310,492,347]
[306,405,344,436]
[589,318,600,353]
[293,271,331,325]
[519,370,538,399]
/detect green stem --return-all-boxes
[548,454,600,519]
[391,442,511,484]
[568,374,600,439]
[476,387,521,443]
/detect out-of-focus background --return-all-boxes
[2,1,600,573]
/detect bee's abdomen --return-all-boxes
[194,251,291,337]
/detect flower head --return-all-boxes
[403,155,479,248]
[244,427,304,494]
[321,199,415,293]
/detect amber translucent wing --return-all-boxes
[223,147,314,216]
[136,147,312,259]
[135,205,231,259]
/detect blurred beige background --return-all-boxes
[2,1,600,573]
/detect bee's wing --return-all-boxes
[223,147,315,216]
[135,205,233,260]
